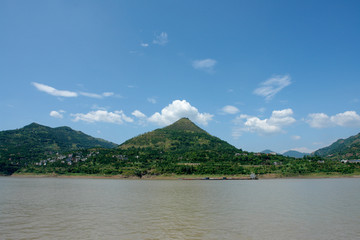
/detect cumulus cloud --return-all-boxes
[153,32,168,45]
[306,113,331,128]
[132,110,147,118]
[306,111,360,128]
[50,110,65,119]
[221,105,240,115]
[233,108,296,137]
[148,100,213,126]
[270,109,296,126]
[32,82,77,97]
[132,110,147,126]
[331,111,360,127]
[71,110,133,124]
[253,75,291,101]
[192,59,217,72]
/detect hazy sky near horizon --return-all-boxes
[1,0,360,153]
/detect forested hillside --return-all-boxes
[0,123,117,174]
[313,133,360,160]
[13,119,359,177]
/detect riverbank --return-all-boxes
[9,172,360,180]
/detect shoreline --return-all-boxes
[7,173,360,180]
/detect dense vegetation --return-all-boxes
[0,123,117,174]
[1,119,360,177]
[313,133,360,160]
[16,148,359,177]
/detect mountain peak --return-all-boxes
[282,150,309,158]
[25,122,41,127]
[163,118,207,133]
[119,117,237,152]
[261,149,276,154]
[23,122,48,130]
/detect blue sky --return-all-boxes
[1,0,360,153]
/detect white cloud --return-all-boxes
[306,113,331,128]
[91,105,108,111]
[140,43,149,47]
[233,108,296,137]
[102,92,114,97]
[331,111,360,127]
[291,135,301,140]
[33,82,115,99]
[132,110,147,118]
[227,89,234,93]
[147,97,157,104]
[79,92,102,99]
[79,91,115,99]
[32,82,78,97]
[153,32,168,45]
[306,111,360,128]
[192,59,217,72]
[221,105,240,115]
[132,110,147,126]
[71,110,133,124]
[148,100,213,126]
[50,110,64,119]
[269,109,296,126]
[258,107,266,113]
[253,75,291,101]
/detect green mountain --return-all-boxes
[282,150,309,158]
[313,133,360,160]
[14,118,249,177]
[8,119,358,177]
[261,149,309,158]
[261,149,277,154]
[119,118,238,154]
[0,123,117,166]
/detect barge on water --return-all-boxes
[182,174,258,181]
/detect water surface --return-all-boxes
[0,177,359,240]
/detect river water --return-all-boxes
[0,177,359,240]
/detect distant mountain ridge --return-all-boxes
[0,123,117,164]
[282,150,309,158]
[313,132,360,160]
[261,149,309,158]
[261,149,277,154]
